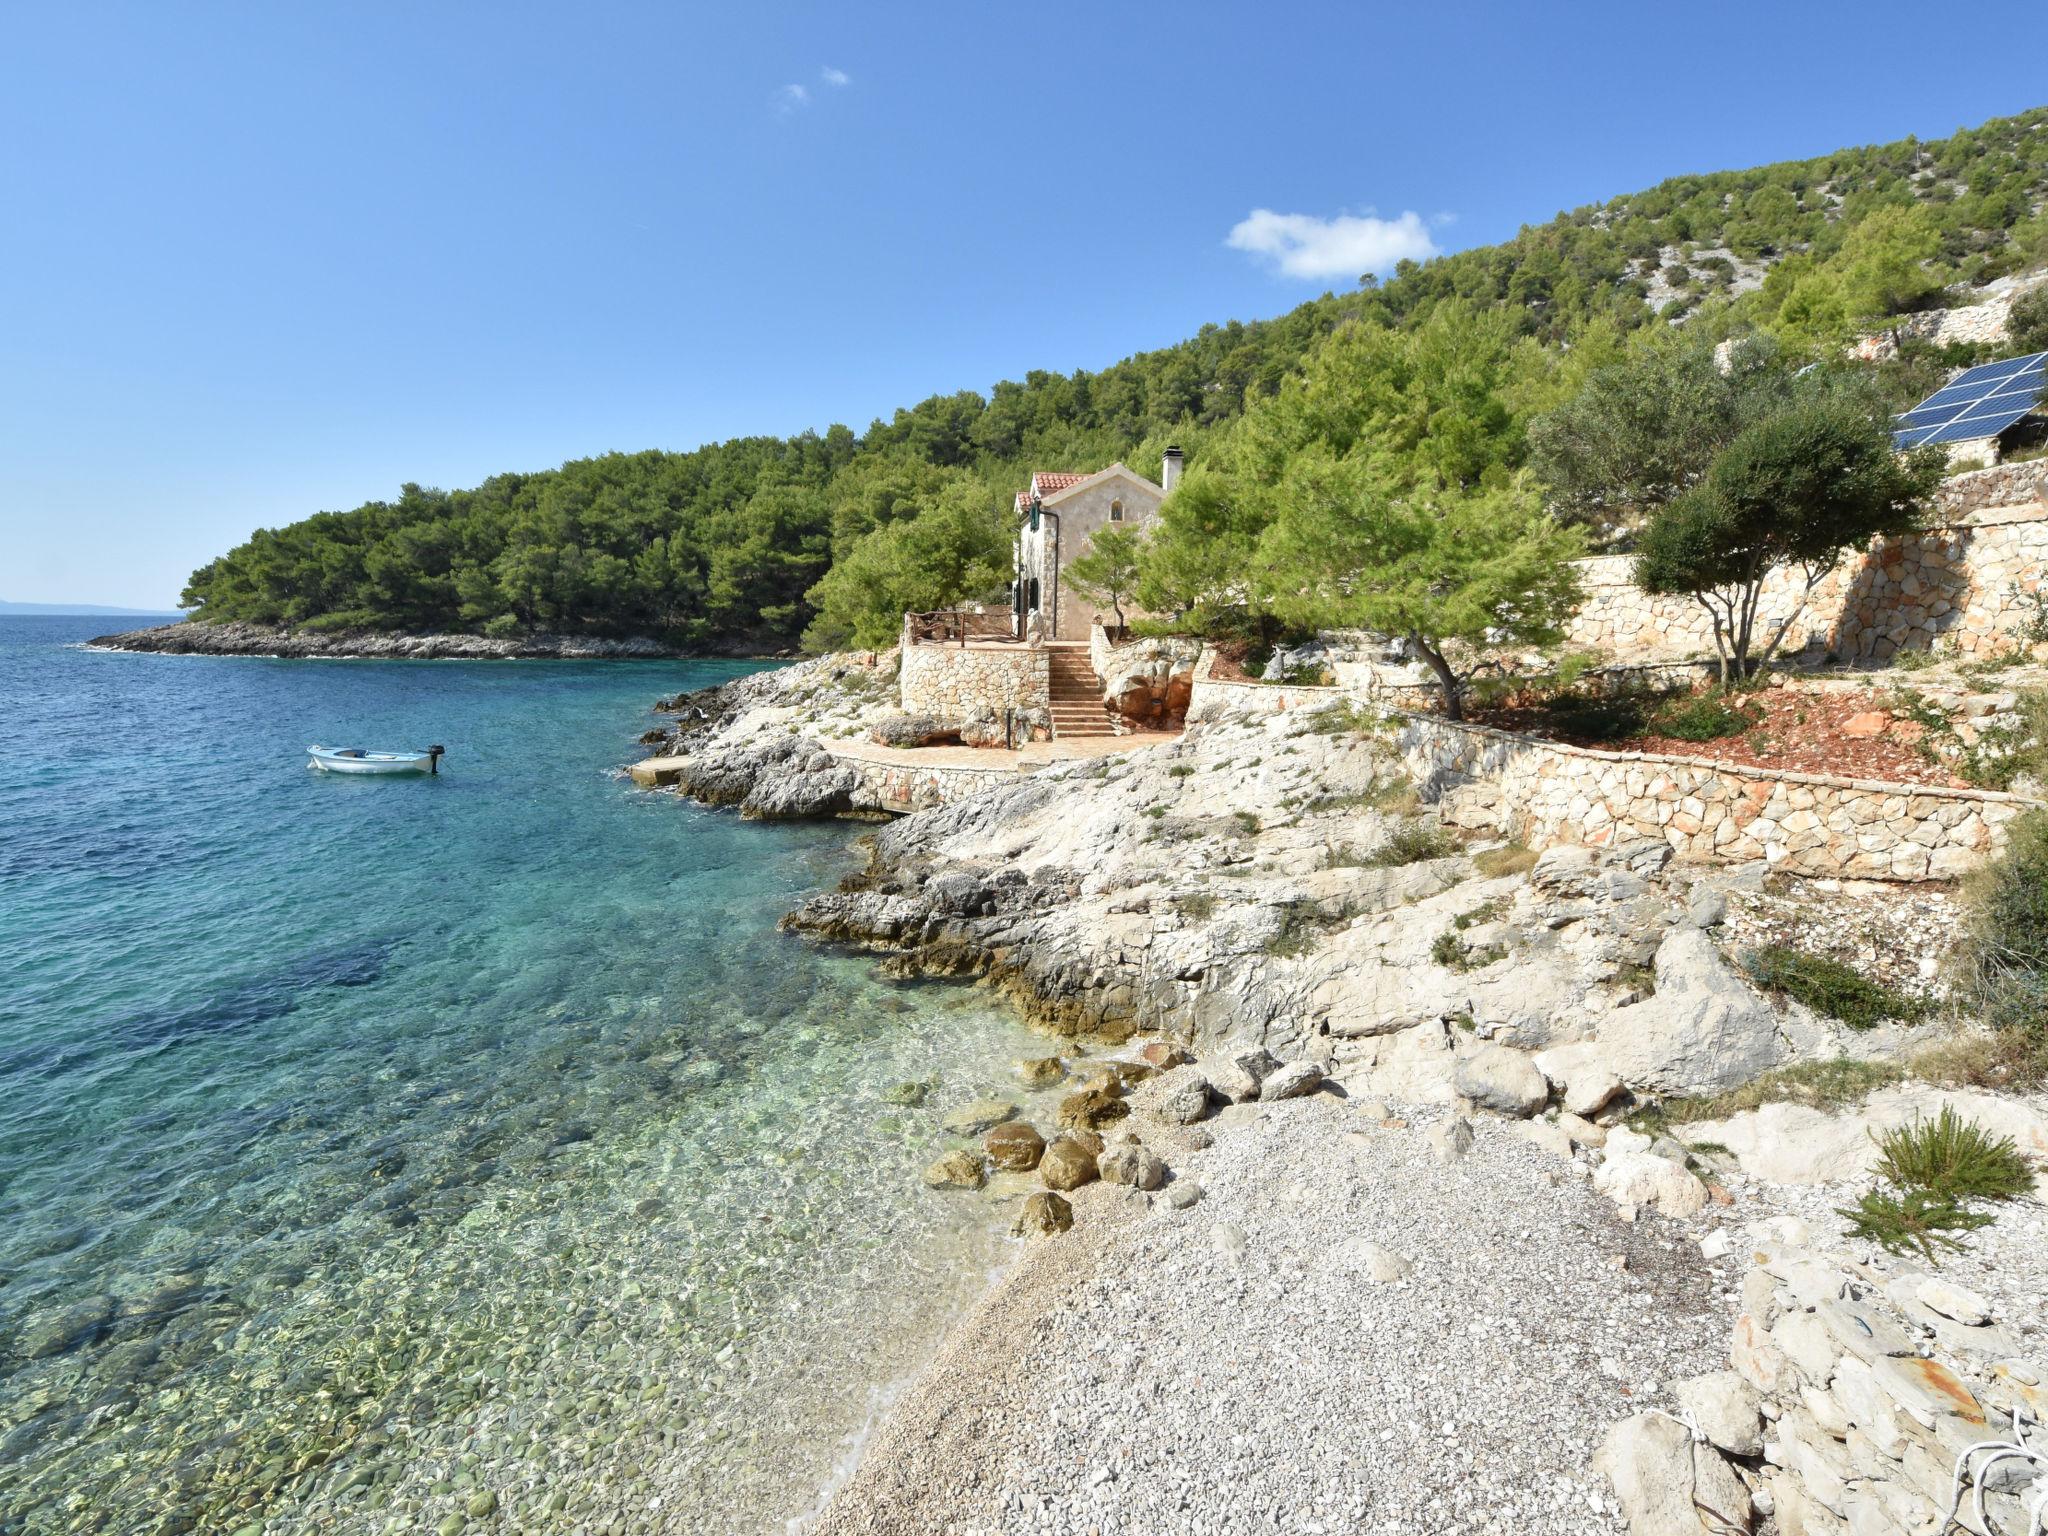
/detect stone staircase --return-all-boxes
[1045,647,1114,739]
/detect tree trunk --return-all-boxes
[1410,633,1464,721]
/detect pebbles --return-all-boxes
[815,1094,1731,1535]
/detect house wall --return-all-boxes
[1019,476,1164,639]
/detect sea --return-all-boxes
[0,616,1040,1535]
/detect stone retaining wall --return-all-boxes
[833,750,1031,815]
[1567,507,2048,664]
[1391,710,2032,882]
[899,643,1048,720]
[1933,458,2048,518]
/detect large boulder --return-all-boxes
[1098,640,1201,729]
[1453,1045,1549,1117]
[1561,929,1783,1098]
[868,713,961,748]
[1039,1136,1099,1191]
[1161,1074,1214,1124]
[1259,1061,1325,1101]
[1099,1141,1167,1191]
[1199,1040,1280,1103]
[1593,1412,1752,1535]
[1593,1151,1708,1218]
[1673,1371,1764,1458]
[984,1121,1046,1171]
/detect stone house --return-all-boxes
[1013,449,1180,639]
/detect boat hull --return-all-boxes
[308,746,434,775]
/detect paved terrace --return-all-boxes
[628,728,1175,793]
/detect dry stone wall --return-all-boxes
[1394,711,2031,882]
[898,644,1048,720]
[1722,1238,2042,1536]
[1934,459,2048,519]
[1566,508,2048,665]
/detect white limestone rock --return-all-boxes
[1577,928,1785,1097]
[1453,1043,1550,1118]
[1593,1411,1753,1535]
[1675,1370,1765,1457]
[1594,1151,1709,1219]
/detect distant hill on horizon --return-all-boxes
[175,105,2048,652]
[0,599,185,616]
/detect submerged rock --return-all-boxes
[922,1150,986,1191]
[940,1099,1017,1135]
[984,1121,1046,1172]
[1012,1191,1073,1237]
[1011,1056,1067,1089]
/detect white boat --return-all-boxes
[308,745,444,775]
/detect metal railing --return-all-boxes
[903,608,1017,647]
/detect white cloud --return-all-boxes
[820,65,850,87]
[1225,207,1439,281]
[772,82,810,113]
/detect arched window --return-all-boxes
[1109,499,1124,522]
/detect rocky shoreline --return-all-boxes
[87,619,763,660]
[643,653,2048,1536]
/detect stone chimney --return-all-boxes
[1161,446,1184,493]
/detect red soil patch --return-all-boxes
[1470,685,1966,788]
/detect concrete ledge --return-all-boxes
[627,754,691,786]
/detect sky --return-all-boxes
[2,2,2044,609]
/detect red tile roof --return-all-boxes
[1015,471,1085,514]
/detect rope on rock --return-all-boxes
[1936,1405,2046,1536]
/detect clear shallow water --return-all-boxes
[0,618,1039,1535]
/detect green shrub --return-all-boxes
[1837,1106,2032,1259]
[1951,809,2048,1086]
[1871,1106,2034,1204]
[1637,1057,1902,1131]
[1741,945,1930,1030]
[1651,691,1759,742]
[1305,700,1381,736]
[1432,928,1505,972]
[1365,820,1460,867]
[1536,690,1651,743]
[1838,1188,1994,1260]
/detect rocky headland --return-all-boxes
[647,655,2048,1535]
[89,619,719,660]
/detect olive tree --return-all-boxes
[1634,397,1944,683]
[1062,526,1144,630]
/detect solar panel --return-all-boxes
[1893,350,2048,450]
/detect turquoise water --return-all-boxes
[0,618,1041,1535]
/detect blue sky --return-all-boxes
[2,2,2044,608]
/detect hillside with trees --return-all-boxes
[179,107,2048,651]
